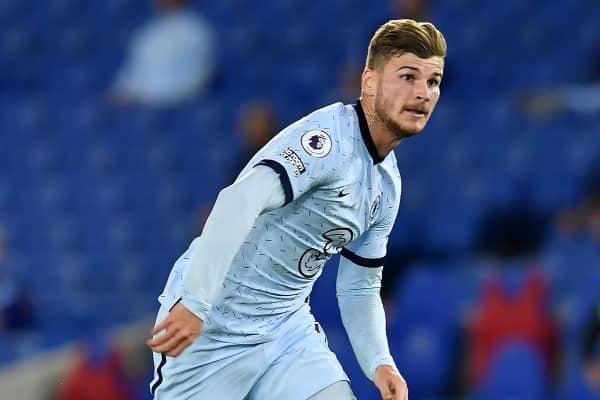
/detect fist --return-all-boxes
[147,302,204,357]
[374,364,408,400]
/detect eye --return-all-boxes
[401,74,414,82]
[427,79,440,88]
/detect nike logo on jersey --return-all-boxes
[338,190,350,198]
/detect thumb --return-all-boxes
[377,381,394,400]
[379,391,393,400]
[151,317,170,336]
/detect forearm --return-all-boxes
[337,259,395,381]
[338,293,395,380]
[181,166,284,320]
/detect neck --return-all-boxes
[359,96,402,160]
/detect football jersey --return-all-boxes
[202,101,401,343]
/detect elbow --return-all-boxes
[215,184,255,216]
[216,185,233,202]
[215,185,240,208]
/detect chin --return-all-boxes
[404,124,423,134]
[397,121,426,137]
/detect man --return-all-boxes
[231,101,280,180]
[111,0,215,107]
[148,19,446,400]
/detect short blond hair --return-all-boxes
[366,19,447,71]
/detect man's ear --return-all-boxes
[361,68,377,97]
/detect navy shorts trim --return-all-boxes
[150,298,182,396]
[151,354,167,396]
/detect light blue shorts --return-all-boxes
[150,302,350,400]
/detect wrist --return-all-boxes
[181,291,211,321]
[375,364,397,374]
[374,364,405,383]
[369,357,396,380]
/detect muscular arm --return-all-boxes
[181,165,285,320]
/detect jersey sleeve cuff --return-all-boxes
[340,248,386,268]
[181,292,211,321]
[254,159,293,205]
[369,357,397,381]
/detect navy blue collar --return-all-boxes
[352,100,384,165]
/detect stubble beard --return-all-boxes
[374,92,423,140]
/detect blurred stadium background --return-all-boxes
[1,0,600,399]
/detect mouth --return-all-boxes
[403,107,428,118]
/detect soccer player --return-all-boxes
[148,19,446,400]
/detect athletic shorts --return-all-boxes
[150,301,349,400]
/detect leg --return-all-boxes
[308,381,356,400]
[150,302,267,399]
[249,321,352,400]
[150,301,174,396]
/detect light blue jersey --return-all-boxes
[201,101,401,343]
[152,101,402,399]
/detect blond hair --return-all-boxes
[366,19,447,71]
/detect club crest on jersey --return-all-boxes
[281,148,306,176]
[298,228,353,278]
[369,194,381,222]
[301,130,332,158]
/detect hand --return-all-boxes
[374,364,408,400]
[147,303,204,357]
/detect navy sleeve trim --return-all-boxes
[255,159,293,206]
[340,248,386,268]
[169,297,182,311]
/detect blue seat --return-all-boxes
[389,266,462,397]
[471,342,549,400]
[558,364,600,400]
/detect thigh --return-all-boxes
[150,306,267,399]
[308,381,356,400]
[249,323,350,400]
[150,303,173,396]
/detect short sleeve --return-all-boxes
[247,105,344,206]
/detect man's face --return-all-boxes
[370,52,444,139]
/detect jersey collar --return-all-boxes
[353,100,385,165]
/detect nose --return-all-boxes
[415,81,430,102]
